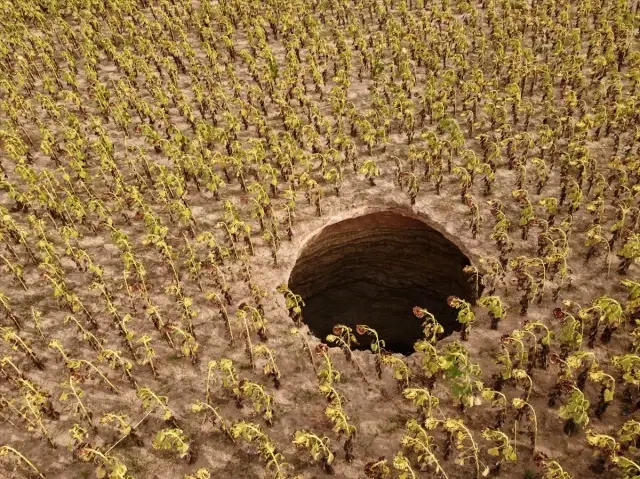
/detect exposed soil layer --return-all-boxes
[289,211,478,354]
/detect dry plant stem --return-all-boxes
[303,340,318,374]
[196,402,234,441]
[76,360,120,394]
[0,254,28,290]
[2,242,20,262]
[121,273,138,313]
[332,335,369,384]
[68,377,94,427]
[1,398,37,430]
[1,356,25,378]
[295,330,317,374]
[2,329,43,368]
[0,445,46,479]
[207,293,234,345]
[24,400,55,448]
[105,408,154,454]
[240,313,255,371]
[0,411,21,430]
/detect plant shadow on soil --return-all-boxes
[289,211,480,354]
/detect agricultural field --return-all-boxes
[1,0,640,478]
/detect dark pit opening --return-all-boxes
[288,212,478,355]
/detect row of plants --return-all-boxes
[0,0,639,477]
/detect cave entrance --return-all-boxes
[288,212,478,355]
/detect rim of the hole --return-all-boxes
[285,205,482,357]
[285,205,480,278]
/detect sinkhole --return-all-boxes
[288,211,478,355]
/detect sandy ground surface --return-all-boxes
[0,0,639,478]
